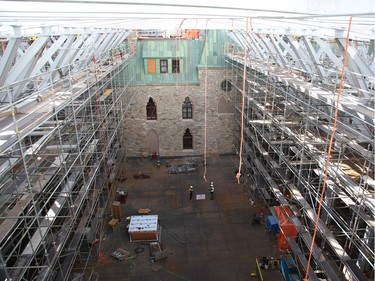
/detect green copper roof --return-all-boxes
[198,30,227,68]
[132,30,227,85]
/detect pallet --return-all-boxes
[150,242,168,262]
[111,248,131,261]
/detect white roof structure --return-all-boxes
[0,0,374,39]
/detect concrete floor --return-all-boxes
[93,155,284,281]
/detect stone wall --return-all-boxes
[123,68,235,158]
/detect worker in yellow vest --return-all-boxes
[209,182,214,200]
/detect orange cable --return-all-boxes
[203,26,209,182]
[303,16,353,281]
[236,18,249,183]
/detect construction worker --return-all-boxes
[259,207,265,224]
[209,182,214,200]
[189,186,194,200]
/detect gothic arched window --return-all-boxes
[182,97,193,119]
[146,97,157,120]
[183,128,193,149]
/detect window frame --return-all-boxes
[146,97,157,120]
[183,128,193,149]
[172,58,180,73]
[182,97,193,119]
[160,59,168,73]
[220,79,233,92]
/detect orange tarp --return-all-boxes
[182,29,200,39]
[148,59,156,74]
[274,206,298,252]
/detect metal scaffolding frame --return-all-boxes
[0,21,373,280]
[0,27,135,281]
[225,30,374,281]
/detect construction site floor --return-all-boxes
[91,155,284,281]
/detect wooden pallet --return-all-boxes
[150,242,168,262]
[111,248,131,261]
[138,208,151,214]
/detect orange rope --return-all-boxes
[304,16,352,281]
[236,18,249,184]
[203,26,209,182]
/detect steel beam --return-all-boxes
[285,35,314,75]
[248,33,267,60]
[4,36,49,102]
[0,38,22,86]
[336,38,374,97]
[268,34,288,66]
[257,33,280,65]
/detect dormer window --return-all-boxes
[172,59,180,73]
[160,59,168,73]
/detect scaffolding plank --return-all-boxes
[0,195,31,242]
[287,183,351,262]
[287,238,320,281]
[298,230,346,281]
[344,260,369,281]
[289,160,317,165]
[253,159,288,205]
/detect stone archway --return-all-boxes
[146,129,159,156]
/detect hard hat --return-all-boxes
[190,186,193,188]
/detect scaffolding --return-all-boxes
[225,31,374,281]
[0,27,136,281]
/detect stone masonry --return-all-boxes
[124,68,236,158]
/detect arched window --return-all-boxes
[218,96,235,114]
[146,97,157,120]
[183,128,193,149]
[182,97,193,119]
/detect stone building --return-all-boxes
[124,30,235,158]
[0,3,373,280]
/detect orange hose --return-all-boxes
[304,16,352,280]
[237,18,249,184]
[203,27,208,182]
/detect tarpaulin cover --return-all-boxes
[266,215,279,234]
[274,206,298,252]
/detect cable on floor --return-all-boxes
[159,223,187,244]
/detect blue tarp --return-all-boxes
[266,215,279,234]
[280,254,300,281]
